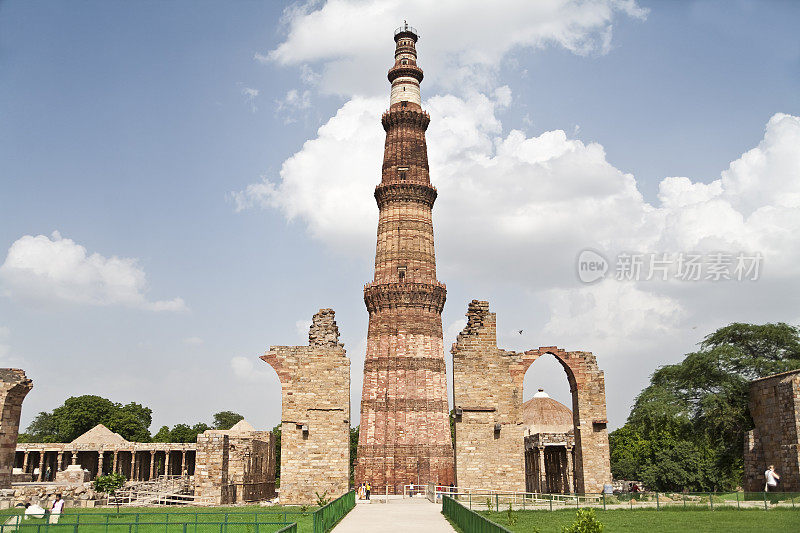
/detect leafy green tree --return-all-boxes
[212,411,244,430]
[94,473,127,513]
[610,322,800,491]
[349,426,359,484]
[22,396,152,443]
[152,426,172,442]
[272,424,281,483]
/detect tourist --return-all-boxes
[365,482,371,500]
[25,502,46,519]
[49,494,64,524]
[764,465,780,492]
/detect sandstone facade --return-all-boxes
[0,369,32,488]
[451,301,611,493]
[356,23,454,494]
[262,309,350,505]
[194,423,276,505]
[744,369,800,491]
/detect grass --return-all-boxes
[474,508,800,533]
[0,506,315,533]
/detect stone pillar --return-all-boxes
[97,450,104,477]
[132,452,138,480]
[565,446,573,494]
[0,369,33,488]
[181,451,186,475]
[37,452,44,481]
[112,451,118,474]
[149,450,155,480]
[22,451,29,473]
[165,450,171,477]
[56,452,63,473]
[537,447,546,493]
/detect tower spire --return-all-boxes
[355,25,455,493]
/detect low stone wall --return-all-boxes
[0,483,103,510]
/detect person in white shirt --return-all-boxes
[25,503,46,519]
[764,465,780,492]
[49,494,65,524]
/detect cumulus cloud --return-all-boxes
[231,355,277,383]
[265,0,647,96]
[275,89,312,123]
[0,232,187,312]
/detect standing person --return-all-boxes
[365,482,371,501]
[765,465,780,492]
[49,494,64,524]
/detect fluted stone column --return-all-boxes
[132,452,138,480]
[56,452,63,473]
[181,451,186,475]
[71,450,77,465]
[112,451,118,474]
[37,453,44,482]
[22,451,29,473]
[164,451,170,477]
[149,450,155,480]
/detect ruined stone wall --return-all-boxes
[0,369,32,489]
[451,301,611,493]
[262,309,350,505]
[744,369,800,492]
[194,432,230,504]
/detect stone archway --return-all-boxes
[451,300,611,493]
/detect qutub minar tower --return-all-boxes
[355,23,455,491]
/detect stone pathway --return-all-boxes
[333,497,455,532]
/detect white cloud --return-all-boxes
[183,336,204,346]
[231,355,277,383]
[241,86,259,112]
[275,89,312,124]
[265,0,647,96]
[295,319,312,339]
[0,232,187,312]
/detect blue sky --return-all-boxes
[1,0,798,434]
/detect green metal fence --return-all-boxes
[0,512,310,527]
[446,491,800,512]
[311,491,354,533]
[0,521,297,533]
[442,496,511,533]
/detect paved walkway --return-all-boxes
[332,497,455,532]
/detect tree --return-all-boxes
[94,473,126,513]
[349,426,359,484]
[152,426,172,442]
[22,395,152,443]
[272,424,281,484]
[610,322,800,491]
[212,411,244,430]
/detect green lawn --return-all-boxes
[471,508,800,532]
[0,506,314,533]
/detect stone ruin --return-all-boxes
[194,420,276,504]
[0,369,32,489]
[261,308,350,505]
[451,300,612,493]
[744,368,800,492]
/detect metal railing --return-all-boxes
[443,490,800,511]
[0,512,312,530]
[311,490,355,533]
[0,520,297,533]
[442,496,511,533]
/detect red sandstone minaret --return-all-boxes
[355,23,455,492]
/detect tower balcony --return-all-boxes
[374,182,437,208]
[388,64,424,83]
[363,281,446,314]
[381,107,430,131]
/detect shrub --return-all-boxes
[562,509,604,533]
